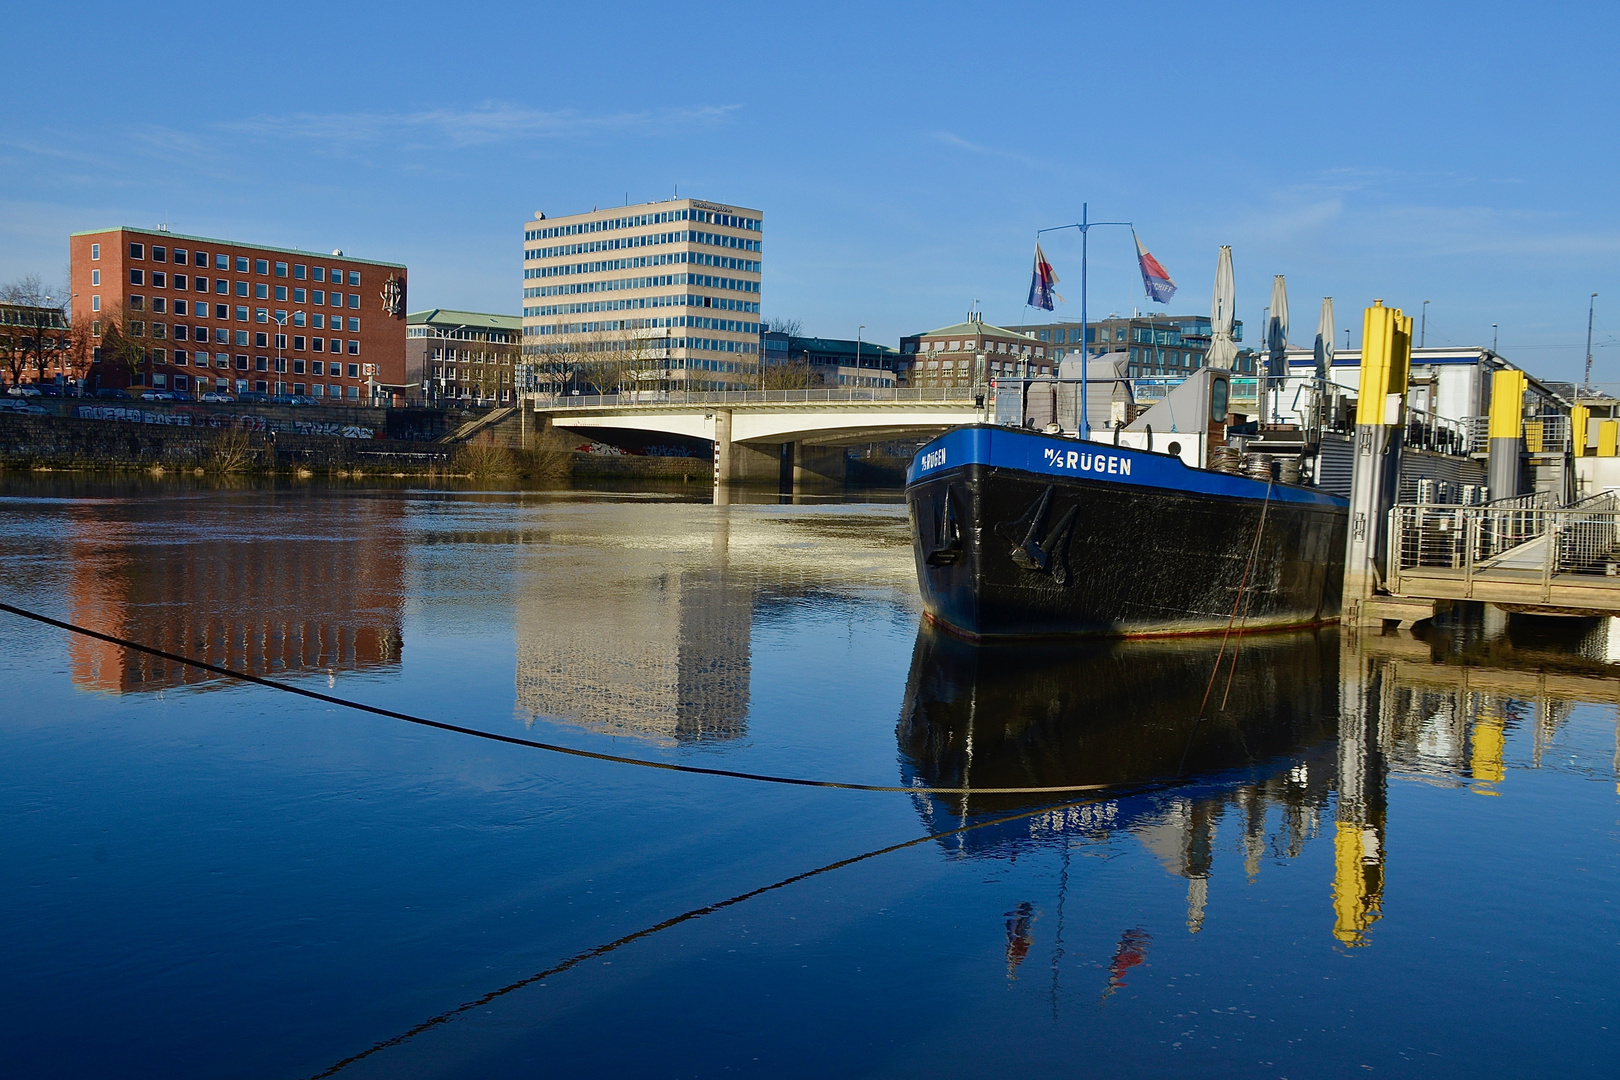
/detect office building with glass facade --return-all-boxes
[521,198,762,393]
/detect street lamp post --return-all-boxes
[1492,324,1499,353]
[1037,204,1134,438]
[855,325,864,388]
[272,313,288,398]
[1584,293,1599,392]
[1420,300,1429,348]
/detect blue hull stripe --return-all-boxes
[906,425,1348,510]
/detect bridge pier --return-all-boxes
[712,411,790,486]
[791,442,846,486]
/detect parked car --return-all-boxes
[7,385,42,397]
[36,384,64,397]
[93,388,132,400]
[140,391,177,402]
[200,391,236,403]
[289,394,321,406]
[236,391,271,403]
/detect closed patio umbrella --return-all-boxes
[1207,246,1238,370]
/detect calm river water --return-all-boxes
[0,478,1615,1078]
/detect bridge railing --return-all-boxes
[530,387,981,409]
[1389,490,1620,593]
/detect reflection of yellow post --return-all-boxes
[1332,821,1384,946]
[1471,713,1506,795]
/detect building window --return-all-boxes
[255,356,268,371]
[293,312,305,327]
[91,270,100,286]
[254,283,268,299]
[293,336,305,351]
[255,332,268,347]
[330,338,342,353]
[235,257,248,273]
[91,244,100,260]
[236,330,249,346]
[215,328,229,344]
[347,363,359,377]
[152,246,166,263]
[175,299,187,316]
[152,272,166,289]
[91,295,100,312]
[293,359,304,374]
[312,338,323,352]
[347,317,359,332]
[347,385,359,399]
[130,269,144,285]
[274,262,287,277]
[174,351,188,366]
[152,298,166,314]
[129,295,144,311]
[255,309,268,324]
[274,286,287,301]
[294,264,306,280]
[313,267,325,282]
[173,250,187,266]
[293,289,305,304]
[347,271,360,286]
[347,341,359,355]
[313,290,325,306]
[129,242,144,259]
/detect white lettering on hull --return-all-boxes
[1043,447,1131,477]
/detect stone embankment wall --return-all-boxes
[0,409,711,480]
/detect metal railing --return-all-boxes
[1390,491,1620,595]
[530,387,981,409]
[1458,413,1574,455]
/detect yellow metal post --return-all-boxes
[1343,301,1413,621]
[1488,369,1527,499]
[1571,404,1590,455]
[1600,420,1619,458]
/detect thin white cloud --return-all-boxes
[216,102,740,148]
[927,130,1037,165]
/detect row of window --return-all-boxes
[526,315,760,336]
[523,227,762,263]
[523,209,759,243]
[523,251,760,281]
[523,292,760,318]
[98,346,368,379]
[920,339,1051,358]
[123,269,361,306]
[114,296,362,330]
[104,241,363,285]
[526,271,759,300]
[108,320,361,355]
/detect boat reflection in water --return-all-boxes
[898,612,1620,961]
[897,624,1345,936]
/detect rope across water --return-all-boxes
[0,601,1113,797]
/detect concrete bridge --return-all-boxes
[533,388,985,483]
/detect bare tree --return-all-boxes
[761,354,815,390]
[560,323,666,395]
[0,275,69,386]
[95,301,150,388]
[763,316,804,337]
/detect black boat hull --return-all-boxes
[906,426,1348,639]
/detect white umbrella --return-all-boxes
[1207,246,1238,370]
[1313,297,1335,381]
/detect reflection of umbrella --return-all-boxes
[1266,275,1289,377]
[1313,297,1335,381]
[1207,246,1238,370]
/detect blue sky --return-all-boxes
[3,0,1617,383]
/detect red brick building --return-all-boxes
[70,227,408,402]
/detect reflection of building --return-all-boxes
[67,500,406,693]
[515,557,752,744]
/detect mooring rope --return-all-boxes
[305,786,1144,1078]
[0,600,1113,797]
